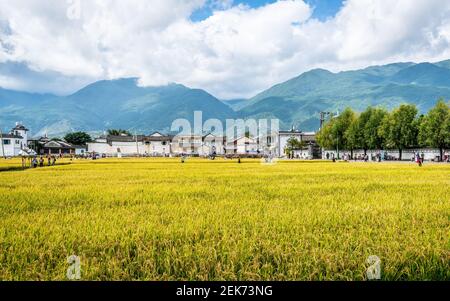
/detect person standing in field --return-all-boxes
[39,156,44,167]
[32,157,38,168]
[416,153,422,167]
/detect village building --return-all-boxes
[88,134,145,157]
[28,136,76,155]
[276,130,319,159]
[200,134,226,156]
[86,130,319,158]
[1,122,320,159]
[225,136,260,156]
[0,123,29,157]
[88,133,174,157]
[144,132,173,157]
[171,135,203,156]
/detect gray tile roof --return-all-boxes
[12,124,29,131]
[0,134,23,139]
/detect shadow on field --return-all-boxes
[0,163,72,173]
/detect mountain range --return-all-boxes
[1,60,450,137]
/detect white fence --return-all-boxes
[323,149,449,161]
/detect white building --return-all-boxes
[171,135,203,156]
[87,133,173,157]
[266,130,318,159]
[0,123,29,157]
[225,136,260,155]
[86,130,318,158]
[145,132,173,156]
[200,134,226,156]
[88,134,145,157]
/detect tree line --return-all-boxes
[317,99,450,161]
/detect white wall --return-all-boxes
[88,141,171,156]
[87,142,111,154]
[0,138,25,157]
[75,148,86,156]
[323,149,447,161]
[292,149,312,159]
[145,142,170,156]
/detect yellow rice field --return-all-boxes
[0,158,449,280]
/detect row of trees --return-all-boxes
[317,99,450,160]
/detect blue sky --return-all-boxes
[191,0,344,22]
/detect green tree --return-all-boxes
[364,108,388,151]
[354,107,373,154]
[418,99,450,161]
[107,129,132,136]
[379,104,418,160]
[64,132,92,146]
[317,117,337,150]
[445,114,450,150]
[334,108,357,157]
[317,108,356,159]
[285,137,306,154]
[344,115,359,158]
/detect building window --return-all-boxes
[162,141,167,146]
[3,139,11,145]
[16,140,20,145]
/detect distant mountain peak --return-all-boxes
[1,59,450,135]
[240,59,450,131]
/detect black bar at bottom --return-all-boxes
[0,281,447,299]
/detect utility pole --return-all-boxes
[319,112,332,131]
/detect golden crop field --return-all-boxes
[0,158,449,281]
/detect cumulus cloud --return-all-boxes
[1,0,450,98]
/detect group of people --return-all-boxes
[325,152,403,163]
[324,150,450,166]
[22,155,57,169]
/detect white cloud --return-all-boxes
[1,0,450,98]
[209,0,234,10]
